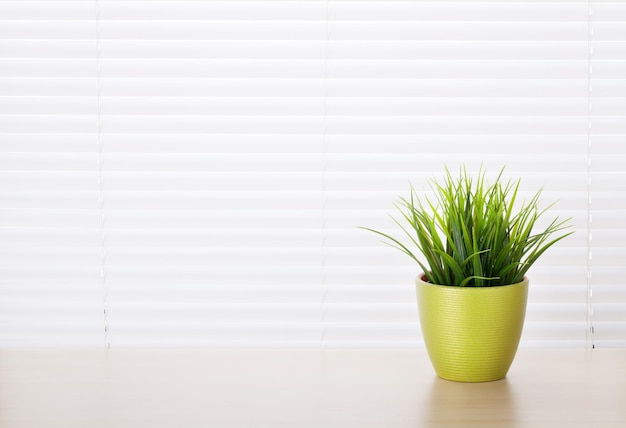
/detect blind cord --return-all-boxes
[587,0,595,350]
[95,0,110,349]
[320,0,331,349]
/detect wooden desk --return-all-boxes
[1,349,624,427]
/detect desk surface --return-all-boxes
[1,348,625,428]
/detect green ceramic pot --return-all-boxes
[416,273,529,382]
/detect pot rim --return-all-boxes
[416,272,528,288]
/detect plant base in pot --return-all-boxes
[416,273,528,382]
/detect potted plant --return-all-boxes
[362,167,573,382]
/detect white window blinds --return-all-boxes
[0,0,623,348]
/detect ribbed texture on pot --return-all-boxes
[416,275,529,382]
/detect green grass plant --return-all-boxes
[362,167,573,286]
